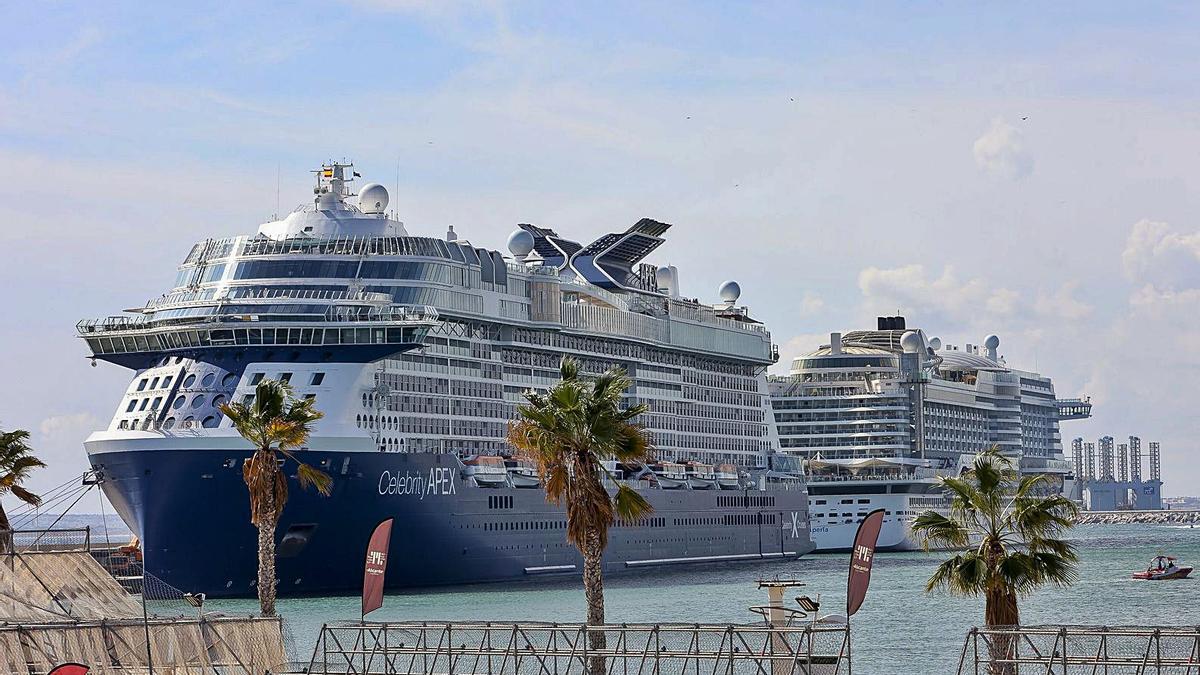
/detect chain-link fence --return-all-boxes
[302,621,851,675]
[956,625,1200,674]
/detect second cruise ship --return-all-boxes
[769,317,1089,552]
[79,162,812,597]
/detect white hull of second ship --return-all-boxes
[807,490,944,552]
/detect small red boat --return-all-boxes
[1132,555,1193,580]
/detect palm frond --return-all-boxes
[613,484,652,523]
[9,484,41,507]
[294,462,334,496]
[911,511,970,549]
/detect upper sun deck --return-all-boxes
[78,161,776,365]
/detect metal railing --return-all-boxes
[956,625,1200,674]
[0,527,91,552]
[303,621,850,674]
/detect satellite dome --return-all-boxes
[900,330,922,353]
[719,280,742,304]
[507,229,535,258]
[929,337,942,350]
[656,265,674,284]
[358,183,389,215]
[984,335,1000,350]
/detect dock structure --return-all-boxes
[1,542,288,674]
[956,625,1200,673]
[300,621,851,675]
[1073,435,1164,511]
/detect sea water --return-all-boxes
[183,523,1197,674]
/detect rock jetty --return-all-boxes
[1077,510,1200,525]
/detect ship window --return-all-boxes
[280,372,293,383]
[137,379,148,391]
[212,394,227,409]
[172,395,186,410]
[250,372,264,385]
[162,417,175,430]
[202,415,219,428]
[202,373,216,387]
[139,399,149,411]
[192,394,207,409]
[183,374,197,388]
[857,499,871,504]
[310,373,325,386]
[243,394,255,404]
[126,400,138,412]
[162,376,173,388]
[304,394,316,401]
[151,397,163,410]
[150,377,160,389]
[222,373,238,387]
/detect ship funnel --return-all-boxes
[830,333,842,355]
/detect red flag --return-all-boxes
[49,666,90,675]
[846,508,885,617]
[361,518,394,619]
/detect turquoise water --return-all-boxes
[195,524,1199,673]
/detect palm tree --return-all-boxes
[0,429,45,553]
[219,379,332,616]
[508,357,654,675]
[911,447,1079,675]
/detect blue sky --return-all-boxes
[1,1,1198,507]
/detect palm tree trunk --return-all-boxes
[984,584,1020,675]
[256,485,278,617]
[0,502,10,554]
[582,529,606,675]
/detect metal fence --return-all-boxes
[302,621,850,675]
[956,625,1200,674]
[0,527,91,552]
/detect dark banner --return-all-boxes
[361,518,394,619]
[846,508,885,617]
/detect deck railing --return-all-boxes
[303,621,850,675]
[956,625,1200,674]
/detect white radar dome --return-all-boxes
[358,183,389,215]
[929,337,942,350]
[900,330,922,353]
[984,335,1000,350]
[719,280,742,304]
[656,265,674,283]
[507,229,535,258]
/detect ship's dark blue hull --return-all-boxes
[90,448,813,598]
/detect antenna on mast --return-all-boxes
[393,155,400,220]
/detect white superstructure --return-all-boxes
[769,317,1079,551]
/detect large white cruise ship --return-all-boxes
[768,317,1088,552]
[78,162,812,597]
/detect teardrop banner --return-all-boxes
[361,518,394,620]
[48,665,90,675]
[846,508,885,617]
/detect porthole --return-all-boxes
[162,418,176,430]
[222,373,238,387]
[183,374,197,388]
[202,416,219,429]
[172,395,186,410]
[191,394,207,409]
[202,373,216,387]
[211,394,227,409]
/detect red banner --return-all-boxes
[361,518,394,619]
[846,508,885,617]
[49,665,90,675]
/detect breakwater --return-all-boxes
[1076,509,1200,525]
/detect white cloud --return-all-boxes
[1034,281,1092,321]
[1121,219,1200,289]
[972,117,1034,179]
[857,264,1019,329]
[799,290,824,315]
